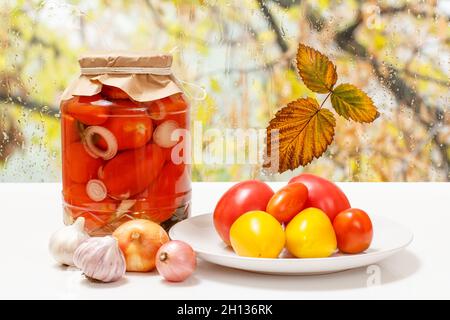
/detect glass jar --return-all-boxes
[61,86,191,235]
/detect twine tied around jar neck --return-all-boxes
[80,66,173,75]
[80,66,207,101]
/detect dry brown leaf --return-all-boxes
[331,83,380,123]
[296,44,337,93]
[264,97,336,173]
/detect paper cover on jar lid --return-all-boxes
[60,53,183,102]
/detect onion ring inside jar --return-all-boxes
[86,179,108,202]
[148,100,167,121]
[83,126,118,160]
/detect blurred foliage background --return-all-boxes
[0,0,449,182]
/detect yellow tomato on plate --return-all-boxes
[229,211,285,258]
[285,208,337,258]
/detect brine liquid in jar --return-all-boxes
[61,85,191,235]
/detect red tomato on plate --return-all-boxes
[266,182,308,223]
[333,208,373,254]
[289,173,350,221]
[213,180,274,245]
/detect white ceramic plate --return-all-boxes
[169,213,413,275]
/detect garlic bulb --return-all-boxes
[73,236,126,283]
[49,217,90,266]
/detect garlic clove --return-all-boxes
[49,217,90,266]
[73,236,126,283]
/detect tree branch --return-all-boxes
[194,53,294,80]
[335,11,449,179]
[143,0,165,29]
[144,0,240,47]
[402,69,449,87]
[256,0,289,53]
[271,0,301,9]
[379,4,449,21]
[0,93,59,117]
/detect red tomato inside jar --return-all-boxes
[60,54,191,235]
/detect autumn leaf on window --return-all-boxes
[296,44,338,93]
[264,98,336,173]
[264,43,380,173]
[331,84,380,123]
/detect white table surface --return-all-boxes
[0,182,449,300]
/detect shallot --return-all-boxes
[156,240,196,282]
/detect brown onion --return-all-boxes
[113,219,169,272]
